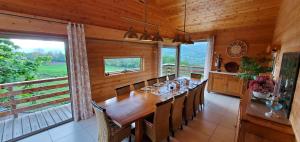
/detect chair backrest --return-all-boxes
[92,101,110,142]
[158,76,167,83]
[191,73,202,79]
[171,92,187,131]
[200,80,208,105]
[115,85,130,96]
[185,87,196,120]
[193,84,201,112]
[147,78,157,86]
[153,98,173,141]
[168,74,176,81]
[133,81,145,90]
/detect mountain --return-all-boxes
[163,42,208,66]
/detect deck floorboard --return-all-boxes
[0,104,72,142]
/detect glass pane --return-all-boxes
[161,47,177,76]
[104,57,142,74]
[179,42,208,77]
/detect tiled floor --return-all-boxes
[17,92,240,142]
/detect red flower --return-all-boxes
[249,76,274,93]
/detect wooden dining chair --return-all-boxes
[168,74,176,81]
[115,85,131,96]
[133,81,145,90]
[183,87,196,125]
[191,73,202,79]
[158,76,167,83]
[193,84,201,116]
[147,78,157,86]
[200,80,208,109]
[92,101,131,142]
[144,98,173,142]
[170,92,187,136]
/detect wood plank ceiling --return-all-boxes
[157,0,283,33]
[0,0,283,35]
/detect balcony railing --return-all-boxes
[162,64,204,77]
[0,77,70,118]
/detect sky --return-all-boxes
[10,39,66,54]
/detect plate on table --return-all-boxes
[141,86,152,91]
[153,82,164,87]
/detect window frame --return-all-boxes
[103,56,144,77]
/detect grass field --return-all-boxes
[36,63,68,78]
[105,65,127,72]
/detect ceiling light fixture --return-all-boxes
[124,27,138,40]
[140,0,152,41]
[174,0,194,44]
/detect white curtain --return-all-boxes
[67,23,93,121]
[204,36,215,79]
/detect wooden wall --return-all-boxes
[86,39,159,102]
[272,0,300,141]
[191,25,275,71]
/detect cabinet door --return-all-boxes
[211,74,227,93]
[227,77,242,96]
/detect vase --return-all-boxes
[252,91,271,99]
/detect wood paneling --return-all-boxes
[272,0,300,141]
[86,39,158,102]
[0,0,175,37]
[191,25,275,71]
[159,0,282,33]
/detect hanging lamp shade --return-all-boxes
[185,34,194,44]
[124,27,138,40]
[140,30,152,41]
[152,32,163,41]
[172,34,181,43]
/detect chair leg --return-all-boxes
[172,131,175,137]
[167,136,170,142]
[185,120,188,125]
[181,125,183,130]
[129,135,131,142]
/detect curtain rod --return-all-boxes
[0,10,69,25]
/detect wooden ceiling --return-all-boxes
[156,0,282,33]
[0,0,283,35]
[0,0,176,37]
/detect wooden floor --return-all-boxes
[0,104,72,142]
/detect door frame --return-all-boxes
[158,42,179,77]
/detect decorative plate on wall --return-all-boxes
[227,40,248,58]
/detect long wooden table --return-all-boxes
[98,78,202,142]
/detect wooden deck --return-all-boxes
[0,104,72,142]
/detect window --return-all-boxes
[179,41,208,77]
[104,57,143,76]
[160,47,178,76]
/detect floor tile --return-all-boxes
[18,131,52,142]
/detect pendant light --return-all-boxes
[140,0,152,41]
[172,0,193,43]
[124,27,138,40]
[152,31,164,41]
[182,0,194,44]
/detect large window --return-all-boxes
[104,57,143,76]
[179,41,208,77]
[161,47,177,76]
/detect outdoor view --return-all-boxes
[0,38,70,114]
[161,42,208,77]
[104,57,142,76]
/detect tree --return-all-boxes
[0,38,51,84]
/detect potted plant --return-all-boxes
[238,56,272,80]
[249,75,275,99]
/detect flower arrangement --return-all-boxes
[249,76,275,94]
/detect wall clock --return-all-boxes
[227,40,248,58]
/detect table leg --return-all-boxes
[135,118,144,142]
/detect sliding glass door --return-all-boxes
[179,41,209,78]
[160,46,178,76]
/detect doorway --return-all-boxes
[179,41,209,78]
[0,35,73,142]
